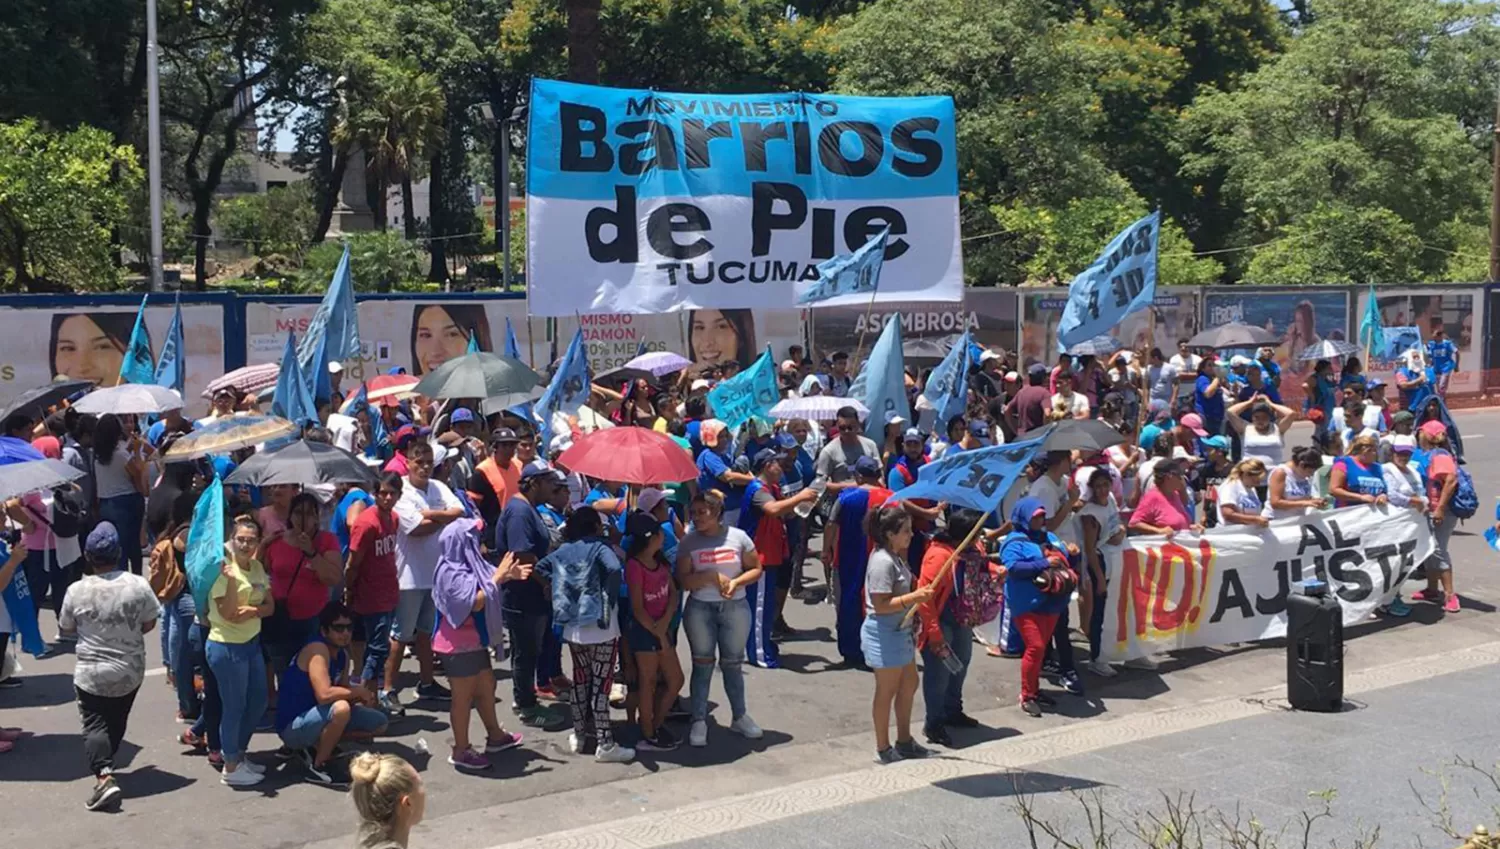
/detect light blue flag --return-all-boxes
[892,433,1048,515]
[272,332,317,427]
[154,294,185,394]
[118,294,155,385]
[1359,283,1385,353]
[534,327,590,446]
[305,329,332,406]
[186,476,226,613]
[467,331,482,355]
[298,243,362,373]
[708,348,780,430]
[850,314,910,428]
[504,317,522,360]
[1056,210,1160,351]
[921,329,971,428]
[795,225,889,307]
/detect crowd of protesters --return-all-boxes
[0,332,1477,824]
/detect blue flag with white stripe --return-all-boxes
[118,294,155,385]
[1056,211,1160,351]
[921,329,971,428]
[154,294,185,394]
[534,327,590,446]
[893,433,1047,514]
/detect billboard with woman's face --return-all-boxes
[410,304,494,375]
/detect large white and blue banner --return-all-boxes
[525,80,963,316]
[1056,211,1160,351]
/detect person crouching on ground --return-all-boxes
[275,602,389,785]
[61,522,160,811]
[431,518,526,772]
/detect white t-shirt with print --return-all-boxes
[393,477,463,590]
[679,526,756,603]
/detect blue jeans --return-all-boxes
[205,637,268,762]
[358,612,393,689]
[279,702,388,749]
[683,596,750,722]
[920,616,973,732]
[98,493,145,575]
[163,591,198,716]
[189,621,221,751]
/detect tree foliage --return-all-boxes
[0,120,141,291]
[216,182,320,258]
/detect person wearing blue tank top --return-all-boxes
[276,602,388,785]
[1327,434,1388,509]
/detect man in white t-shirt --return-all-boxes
[1025,450,1080,549]
[1049,371,1091,420]
[1145,348,1180,407]
[391,440,463,703]
[1169,339,1202,408]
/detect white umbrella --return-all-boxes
[770,396,868,422]
[73,384,184,415]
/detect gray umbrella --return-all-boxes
[224,440,377,488]
[1029,419,1127,453]
[0,379,94,424]
[412,352,545,404]
[0,459,85,502]
[1186,322,1281,350]
[1064,335,1125,357]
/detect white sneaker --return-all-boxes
[689,720,708,747]
[1124,655,1159,670]
[595,743,635,763]
[569,732,584,754]
[729,714,763,740]
[239,759,267,775]
[1085,659,1118,678]
[221,766,264,787]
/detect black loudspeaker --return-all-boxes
[1287,582,1344,712]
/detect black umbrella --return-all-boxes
[1029,419,1127,453]
[0,379,94,424]
[1187,322,1281,350]
[412,352,544,403]
[595,366,659,388]
[224,440,377,488]
[0,458,85,502]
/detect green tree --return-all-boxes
[298,230,422,292]
[1244,204,1424,284]
[1182,0,1497,280]
[0,120,141,291]
[215,182,320,257]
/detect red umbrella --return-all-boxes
[557,426,698,485]
[366,374,419,408]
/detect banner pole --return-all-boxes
[900,516,988,629]
[850,284,882,371]
[527,317,536,369]
[1138,306,1156,433]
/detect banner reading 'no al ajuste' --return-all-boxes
[525,79,963,317]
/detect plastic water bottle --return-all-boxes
[414,738,430,755]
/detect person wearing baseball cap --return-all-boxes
[1174,413,1210,457]
[495,463,570,729]
[62,521,161,809]
[1004,363,1052,437]
[383,425,430,477]
[822,454,890,670]
[887,429,928,493]
[1414,420,1462,612]
[467,427,524,531]
[740,446,819,664]
[696,419,753,525]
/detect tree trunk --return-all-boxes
[313,147,349,244]
[372,173,389,230]
[192,189,212,289]
[427,149,447,282]
[567,0,602,84]
[401,173,417,240]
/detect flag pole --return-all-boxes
[1137,306,1156,433]
[527,317,536,368]
[850,283,882,372]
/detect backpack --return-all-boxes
[948,547,1002,628]
[48,485,87,539]
[1441,451,1478,519]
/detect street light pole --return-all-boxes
[500,114,511,291]
[1490,76,1500,283]
[146,0,164,291]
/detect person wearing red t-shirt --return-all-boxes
[262,492,344,695]
[346,473,405,715]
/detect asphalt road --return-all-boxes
[4,409,1500,849]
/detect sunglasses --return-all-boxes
[327,623,353,633]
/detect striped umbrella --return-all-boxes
[162,414,298,460]
[202,363,280,400]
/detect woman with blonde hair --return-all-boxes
[1327,433,1387,509]
[349,752,425,848]
[1217,459,1269,528]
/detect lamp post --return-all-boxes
[478,102,527,291]
[146,0,164,291]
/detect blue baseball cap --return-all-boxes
[854,455,882,477]
[1201,434,1231,451]
[774,432,798,450]
[85,522,121,566]
[451,408,476,424]
[752,448,782,473]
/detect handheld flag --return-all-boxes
[850,313,910,427]
[118,294,155,385]
[272,332,317,427]
[305,330,332,406]
[534,327,590,446]
[1056,211,1160,350]
[707,348,780,430]
[185,476,226,613]
[154,293,185,394]
[298,243,362,375]
[795,226,889,307]
[893,433,1047,515]
[1359,283,1385,355]
[921,329,971,428]
[503,317,522,361]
